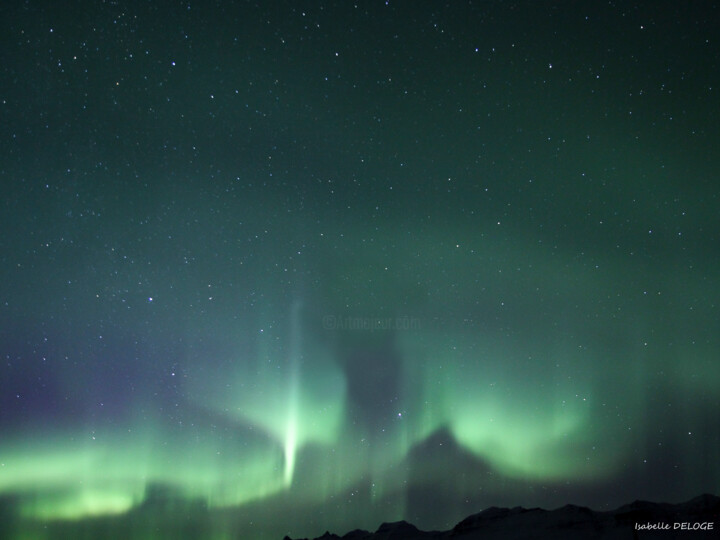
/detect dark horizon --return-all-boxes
[1,1,719,539]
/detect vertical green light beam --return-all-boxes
[283,299,303,487]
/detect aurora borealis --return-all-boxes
[1,1,719,538]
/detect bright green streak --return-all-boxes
[185,301,348,492]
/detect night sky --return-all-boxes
[1,1,719,539]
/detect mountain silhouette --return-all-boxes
[284,493,719,539]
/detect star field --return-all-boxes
[1,2,719,539]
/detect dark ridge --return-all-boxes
[285,494,720,540]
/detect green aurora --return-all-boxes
[1,1,719,539]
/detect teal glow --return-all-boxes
[1,2,719,539]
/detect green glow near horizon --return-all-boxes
[3,3,720,539]
[0,324,615,522]
[0,424,288,520]
[1,303,717,523]
[396,331,617,481]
